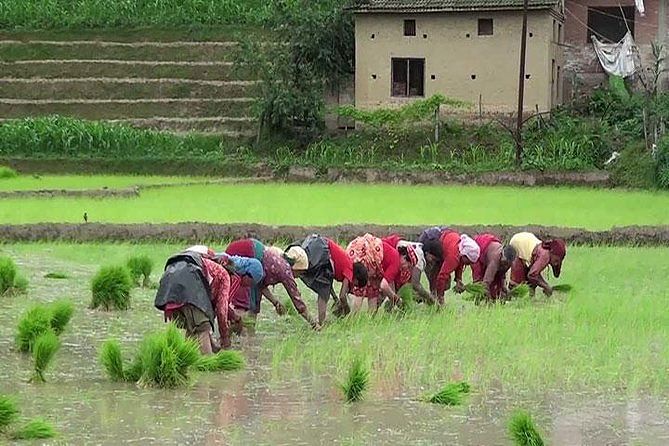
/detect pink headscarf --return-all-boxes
[458,234,480,263]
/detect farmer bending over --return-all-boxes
[471,233,517,300]
[154,246,236,354]
[284,234,368,325]
[508,232,567,297]
[216,254,264,335]
[382,234,432,304]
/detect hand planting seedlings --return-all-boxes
[126,255,153,287]
[90,265,132,311]
[508,410,545,446]
[509,233,567,298]
[340,357,370,403]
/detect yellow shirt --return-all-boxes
[509,232,542,265]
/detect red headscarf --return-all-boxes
[543,239,566,277]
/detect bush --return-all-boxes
[610,143,657,189]
[31,331,60,383]
[90,266,132,311]
[0,396,19,431]
[126,255,153,287]
[340,357,369,403]
[10,419,56,440]
[0,166,17,179]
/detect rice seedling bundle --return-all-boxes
[48,300,74,336]
[0,396,19,431]
[15,306,52,352]
[508,410,545,446]
[10,418,56,440]
[426,381,471,405]
[99,340,127,382]
[341,357,370,403]
[552,284,573,292]
[464,282,487,304]
[195,350,245,372]
[90,265,132,311]
[31,331,60,383]
[12,275,28,294]
[44,272,69,279]
[508,284,530,300]
[0,256,18,295]
[126,255,153,287]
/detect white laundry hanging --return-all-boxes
[635,0,645,16]
[591,32,638,77]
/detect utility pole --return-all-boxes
[515,0,529,166]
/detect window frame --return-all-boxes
[586,6,635,43]
[391,57,426,98]
[478,18,494,36]
[404,19,416,37]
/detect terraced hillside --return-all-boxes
[0,31,257,136]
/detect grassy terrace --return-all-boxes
[1,181,668,229]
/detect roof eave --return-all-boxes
[349,6,557,13]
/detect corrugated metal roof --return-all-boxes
[350,0,559,12]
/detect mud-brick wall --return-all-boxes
[563,0,668,98]
[0,31,258,136]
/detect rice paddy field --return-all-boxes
[2,175,669,445]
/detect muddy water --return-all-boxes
[1,248,669,445]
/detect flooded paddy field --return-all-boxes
[1,243,668,445]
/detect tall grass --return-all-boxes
[0,396,19,432]
[341,357,369,403]
[508,410,545,446]
[90,265,132,311]
[31,331,60,383]
[126,255,153,287]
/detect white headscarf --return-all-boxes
[458,234,480,263]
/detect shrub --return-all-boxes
[126,255,153,287]
[15,306,52,353]
[10,418,56,440]
[195,350,245,372]
[31,331,60,383]
[508,410,545,446]
[90,266,132,311]
[0,257,18,295]
[49,300,74,336]
[610,143,657,189]
[341,357,369,403]
[0,166,17,179]
[0,396,19,431]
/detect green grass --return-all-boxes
[31,331,60,383]
[90,265,132,311]
[270,246,669,392]
[0,175,205,191]
[0,166,18,179]
[1,183,669,229]
[10,418,56,440]
[340,357,369,403]
[508,410,545,446]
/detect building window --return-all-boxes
[478,18,493,36]
[404,19,416,36]
[587,7,634,43]
[391,58,425,97]
[552,59,556,84]
[558,23,562,43]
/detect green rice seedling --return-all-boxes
[425,382,470,405]
[15,305,52,352]
[126,255,153,287]
[31,331,60,383]
[136,324,201,388]
[552,284,573,293]
[124,356,144,383]
[0,256,18,295]
[48,300,74,336]
[508,284,530,300]
[508,410,545,446]
[195,350,245,372]
[464,282,487,304]
[99,340,127,382]
[44,272,69,279]
[11,418,56,440]
[0,166,17,179]
[0,395,19,431]
[397,285,416,311]
[341,357,370,403]
[11,274,28,294]
[90,265,132,311]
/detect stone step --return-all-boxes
[0,98,254,120]
[109,117,257,135]
[0,78,257,100]
[0,60,250,81]
[0,40,238,62]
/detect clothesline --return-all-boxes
[566,0,657,30]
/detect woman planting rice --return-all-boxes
[418,226,449,296]
[423,231,480,304]
[345,233,401,313]
[508,232,567,297]
[216,254,264,335]
[470,233,517,300]
[226,238,320,330]
[284,235,368,325]
[154,246,236,353]
[382,235,432,304]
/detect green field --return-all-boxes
[0,174,205,191]
[1,181,669,229]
